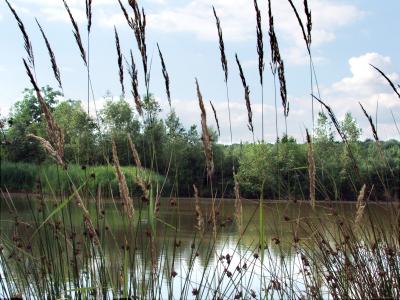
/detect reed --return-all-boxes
[235,54,254,140]
[35,19,62,91]
[129,49,143,116]
[209,101,221,137]
[306,129,316,209]
[114,26,125,97]
[157,43,171,108]
[355,184,366,225]
[62,0,87,66]
[370,64,400,99]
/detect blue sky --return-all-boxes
[1,0,399,143]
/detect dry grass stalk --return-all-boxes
[233,168,242,231]
[27,134,64,167]
[36,19,62,90]
[193,184,204,232]
[370,64,400,99]
[118,0,134,28]
[157,43,171,107]
[114,26,125,97]
[355,184,366,225]
[129,50,143,116]
[278,61,289,117]
[212,6,228,83]
[195,79,214,178]
[62,0,87,66]
[287,0,310,53]
[85,0,92,33]
[23,59,65,166]
[235,54,254,135]
[72,185,100,245]
[5,0,35,69]
[254,0,264,85]
[306,129,316,209]
[112,139,134,219]
[127,134,149,201]
[209,101,220,137]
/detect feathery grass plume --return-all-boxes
[27,134,64,168]
[209,101,220,137]
[62,0,87,66]
[195,79,214,178]
[304,0,312,45]
[233,168,242,231]
[118,0,134,28]
[359,103,379,143]
[157,43,171,107]
[114,26,125,97]
[213,6,228,83]
[306,129,316,209]
[127,0,148,91]
[112,139,134,219]
[85,0,92,33]
[193,184,204,232]
[254,0,264,85]
[5,0,35,69]
[36,19,62,90]
[267,0,279,68]
[278,60,289,117]
[313,95,360,177]
[370,64,400,99]
[23,59,64,165]
[355,184,366,225]
[287,0,310,53]
[72,184,100,245]
[129,50,143,116]
[235,54,254,135]
[128,134,149,201]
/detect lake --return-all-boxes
[0,195,397,299]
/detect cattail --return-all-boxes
[304,0,312,46]
[114,26,125,97]
[287,0,310,53]
[72,185,99,245]
[235,54,254,135]
[195,79,214,178]
[129,50,143,116]
[254,0,264,85]
[306,129,316,209]
[27,134,64,168]
[193,184,204,232]
[212,6,228,83]
[355,184,366,225]
[209,101,220,137]
[85,0,92,33]
[233,168,242,231]
[36,19,62,90]
[23,59,64,165]
[62,0,87,66]
[157,43,171,107]
[112,139,134,219]
[370,64,400,99]
[5,0,35,69]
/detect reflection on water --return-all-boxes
[0,196,396,299]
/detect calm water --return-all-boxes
[0,196,396,299]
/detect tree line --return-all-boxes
[1,86,399,201]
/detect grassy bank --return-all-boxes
[0,161,163,197]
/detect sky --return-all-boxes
[0,0,399,143]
